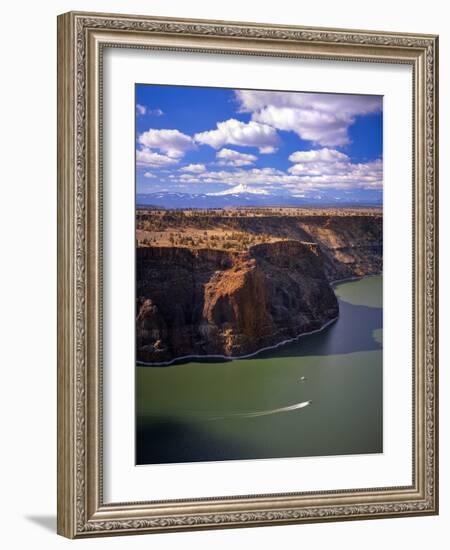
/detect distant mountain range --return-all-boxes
[136,187,383,208]
[136,188,382,209]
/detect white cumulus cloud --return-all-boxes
[138,128,195,159]
[216,148,257,167]
[235,90,382,147]
[165,150,382,192]
[288,148,349,163]
[180,163,207,173]
[136,148,179,168]
[194,118,279,154]
[288,148,382,189]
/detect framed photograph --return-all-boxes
[57,11,439,538]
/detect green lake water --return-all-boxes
[136,275,383,464]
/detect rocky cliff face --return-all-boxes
[199,214,382,281]
[137,212,382,281]
[295,216,382,280]
[136,240,338,363]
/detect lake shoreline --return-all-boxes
[137,315,339,368]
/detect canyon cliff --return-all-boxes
[136,212,382,363]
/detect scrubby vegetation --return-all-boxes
[136,206,381,252]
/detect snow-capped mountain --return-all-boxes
[207,183,269,196]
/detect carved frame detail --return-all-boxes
[57,11,438,538]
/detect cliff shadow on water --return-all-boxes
[254,298,382,361]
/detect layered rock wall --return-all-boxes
[137,241,338,363]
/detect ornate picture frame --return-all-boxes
[57,11,438,538]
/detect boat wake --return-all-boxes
[145,400,312,423]
[146,400,312,423]
[211,400,312,420]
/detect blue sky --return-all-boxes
[135,84,382,203]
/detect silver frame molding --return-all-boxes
[57,11,439,538]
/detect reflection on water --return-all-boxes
[136,275,383,465]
